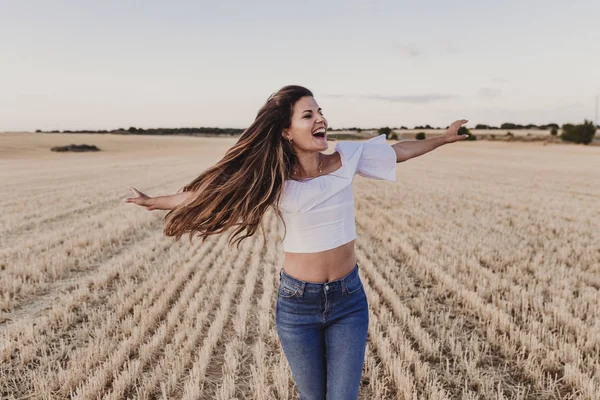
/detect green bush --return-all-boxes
[560,120,596,144]
[415,132,425,140]
[378,127,392,137]
[550,127,558,136]
[457,127,476,141]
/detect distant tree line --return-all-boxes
[35,127,244,135]
[35,122,596,135]
[327,122,565,131]
[34,121,597,144]
[373,121,596,144]
[477,123,561,130]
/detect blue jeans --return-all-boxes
[275,263,369,400]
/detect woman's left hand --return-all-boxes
[443,119,469,144]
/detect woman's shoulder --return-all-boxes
[334,134,387,155]
[333,134,376,165]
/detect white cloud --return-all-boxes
[393,42,419,58]
[441,40,460,54]
[477,88,503,98]
[323,93,458,103]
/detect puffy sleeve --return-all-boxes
[356,134,397,181]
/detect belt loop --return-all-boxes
[279,268,283,278]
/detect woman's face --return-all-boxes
[284,96,329,151]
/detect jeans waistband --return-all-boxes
[279,263,360,295]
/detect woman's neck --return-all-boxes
[292,152,323,179]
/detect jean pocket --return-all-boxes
[278,282,299,298]
[345,277,364,295]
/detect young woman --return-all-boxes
[125,85,468,399]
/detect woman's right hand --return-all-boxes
[124,187,154,210]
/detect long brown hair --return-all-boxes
[163,85,312,248]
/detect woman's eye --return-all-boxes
[303,112,323,119]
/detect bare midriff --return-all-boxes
[282,239,356,284]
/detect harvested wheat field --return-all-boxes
[1,132,599,399]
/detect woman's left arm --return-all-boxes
[391,119,469,163]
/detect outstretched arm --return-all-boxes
[147,191,192,210]
[391,119,469,162]
[124,187,193,211]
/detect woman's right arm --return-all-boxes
[147,191,193,210]
[124,187,193,211]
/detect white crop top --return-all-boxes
[277,134,397,253]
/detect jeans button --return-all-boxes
[325,285,329,291]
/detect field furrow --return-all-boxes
[358,181,599,333]
[177,228,259,400]
[132,236,237,398]
[68,233,229,399]
[357,236,531,398]
[0,172,183,249]
[0,231,193,391]
[102,232,236,399]
[363,343,395,399]
[0,209,163,312]
[355,208,597,398]
[210,212,277,399]
[0,164,185,236]
[356,243,481,398]
[357,187,600,391]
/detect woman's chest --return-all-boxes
[279,177,354,214]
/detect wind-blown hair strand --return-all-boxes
[163,85,313,249]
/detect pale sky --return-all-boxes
[1,0,599,132]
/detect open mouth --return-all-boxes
[312,127,326,138]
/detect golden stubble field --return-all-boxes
[1,132,599,399]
